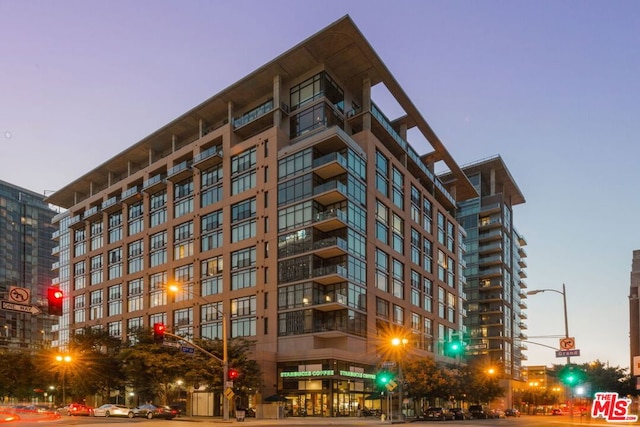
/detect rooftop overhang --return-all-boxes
[47,15,475,208]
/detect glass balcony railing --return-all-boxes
[233,99,274,129]
[370,102,456,206]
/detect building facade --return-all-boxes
[0,179,58,349]
[47,16,481,416]
[440,156,528,407]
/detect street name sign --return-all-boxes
[181,346,195,354]
[556,349,580,357]
[1,300,42,315]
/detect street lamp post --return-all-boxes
[527,283,570,363]
[55,354,72,405]
[391,337,408,421]
[169,284,229,421]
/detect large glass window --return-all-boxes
[108,212,122,243]
[174,178,194,218]
[278,148,312,180]
[392,166,404,209]
[128,201,144,235]
[150,231,167,267]
[174,221,194,260]
[290,71,343,111]
[375,151,389,197]
[128,240,144,274]
[150,190,167,228]
[289,102,342,139]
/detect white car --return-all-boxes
[93,404,134,418]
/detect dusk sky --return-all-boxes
[2,1,639,369]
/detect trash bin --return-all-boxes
[236,409,246,421]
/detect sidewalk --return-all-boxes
[174,415,393,425]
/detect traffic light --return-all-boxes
[559,364,585,386]
[47,287,63,316]
[153,323,166,343]
[228,368,239,380]
[445,340,464,357]
[376,371,392,388]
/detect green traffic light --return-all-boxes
[376,372,392,386]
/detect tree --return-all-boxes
[0,350,38,400]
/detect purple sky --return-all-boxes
[2,0,639,370]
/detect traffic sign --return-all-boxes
[181,346,195,354]
[386,379,397,391]
[559,337,576,350]
[8,286,31,304]
[556,349,580,357]
[1,300,42,315]
[224,387,235,400]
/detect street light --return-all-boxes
[391,337,408,421]
[168,284,229,421]
[527,283,570,363]
[55,354,72,405]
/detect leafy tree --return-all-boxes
[403,357,451,400]
[0,350,38,400]
[119,327,187,405]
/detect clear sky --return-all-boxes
[2,0,639,370]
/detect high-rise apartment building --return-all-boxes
[440,155,527,407]
[0,179,58,349]
[47,16,481,416]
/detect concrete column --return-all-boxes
[362,77,371,131]
[273,75,282,128]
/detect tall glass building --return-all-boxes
[440,155,528,408]
[0,179,58,349]
[46,16,492,417]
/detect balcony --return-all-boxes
[313,152,348,180]
[167,160,192,182]
[143,174,167,193]
[312,264,348,285]
[313,180,347,205]
[479,266,502,278]
[479,217,502,230]
[101,196,120,213]
[313,236,348,259]
[479,280,503,291]
[82,206,102,221]
[121,185,142,202]
[68,214,84,229]
[361,102,456,207]
[233,99,280,139]
[479,202,501,215]
[518,258,528,268]
[314,293,349,312]
[478,241,502,255]
[313,208,347,232]
[479,229,502,243]
[478,254,503,267]
[193,145,223,169]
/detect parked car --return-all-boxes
[92,404,134,418]
[469,404,491,419]
[505,408,521,417]
[450,407,471,420]
[67,403,93,416]
[552,408,563,416]
[133,404,177,419]
[491,409,506,418]
[424,407,454,421]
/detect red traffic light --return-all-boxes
[153,323,166,343]
[47,287,63,316]
[228,368,239,380]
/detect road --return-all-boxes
[8,414,631,427]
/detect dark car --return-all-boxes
[469,404,491,419]
[133,404,177,419]
[424,407,454,421]
[67,403,93,416]
[505,408,520,417]
[450,407,471,420]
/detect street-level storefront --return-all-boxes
[278,360,384,417]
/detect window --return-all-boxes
[128,278,144,312]
[149,271,167,308]
[90,255,103,285]
[150,231,167,267]
[90,221,103,251]
[174,178,194,218]
[231,147,257,175]
[375,151,389,197]
[128,240,144,274]
[150,190,167,227]
[392,213,404,254]
[375,200,388,244]
[128,201,144,235]
[108,212,122,243]
[174,221,194,260]
[391,166,404,209]
[108,247,122,280]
